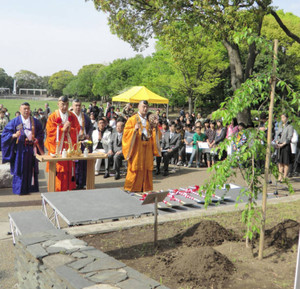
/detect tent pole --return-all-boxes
[167,103,169,119]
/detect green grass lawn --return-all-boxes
[0,99,92,117]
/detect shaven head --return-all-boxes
[72,99,82,115]
[20,102,31,119]
[58,96,69,114]
[138,100,149,117]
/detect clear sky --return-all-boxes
[0,0,299,77]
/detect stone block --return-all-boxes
[117,278,153,289]
[79,257,126,273]
[0,163,13,188]
[27,243,48,259]
[82,249,109,259]
[43,254,75,270]
[72,252,87,259]
[83,285,121,289]
[49,239,87,251]
[87,268,128,284]
[56,265,95,289]
[68,257,95,270]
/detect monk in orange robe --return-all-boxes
[45,96,80,191]
[122,100,161,192]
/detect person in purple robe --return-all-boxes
[1,102,44,195]
[72,99,93,189]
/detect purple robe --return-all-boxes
[1,116,44,195]
[75,113,93,188]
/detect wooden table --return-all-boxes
[36,153,107,192]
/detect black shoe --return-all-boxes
[115,173,120,180]
[163,171,169,176]
[104,172,110,178]
[155,170,160,175]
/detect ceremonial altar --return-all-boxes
[36,153,107,192]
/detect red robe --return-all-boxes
[45,110,80,191]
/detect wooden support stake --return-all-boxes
[258,39,278,260]
[154,197,158,247]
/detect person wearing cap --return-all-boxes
[122,100,161,192]
[45,96,81,191]
[1,102,44,195]
[72,99,94,189]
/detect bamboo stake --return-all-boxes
[258,39,278,260]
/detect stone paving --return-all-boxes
[16,229,169,289]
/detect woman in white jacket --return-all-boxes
[92,118,112,177]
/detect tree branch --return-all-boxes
[256,0,300,44]
[270,10,300,44]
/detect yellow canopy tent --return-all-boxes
[112,86,169,104]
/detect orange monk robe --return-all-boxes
[122,115,161,192]
[45,110,81,191]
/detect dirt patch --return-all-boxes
[178,220,238,247]
[82,208,300,289]
[165,247,235,289]
[264,219,300,249]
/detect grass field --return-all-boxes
[0,98,172,118]
[0,98,93,116]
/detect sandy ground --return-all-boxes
[0,159,299,289]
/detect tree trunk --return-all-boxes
[222,39,252,125]
[258,39,278,260]
[188,95,193,114]
[222,40,244,91]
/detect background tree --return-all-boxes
[63,64,105,98]
[158,24,228,113]
[0,68,13,90]
[92,55,147,97]
[260,10,300,89]
[14,70,40,91]
[48,70,74,97]
[91,0,300,124]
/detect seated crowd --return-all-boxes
[0,100,298,187]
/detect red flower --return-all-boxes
[56,117,62,125]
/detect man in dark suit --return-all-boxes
[107,120,125,180]
[157,122,181,176]
[72,99,94,189]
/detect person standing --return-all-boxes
[45,96,81,191]
[108,120,125,180]
[122,103,134,120]
[44,103,51,118]
[205,121,216,167]
[1,102,44,195]
[72,99,94,189]
[0,110,9,151]
[188,126,207,168]
[276,113,294,182]
[92,118,112,178]
[90,101,100,119]
[122,100,161,192]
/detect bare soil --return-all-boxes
[82,201,300,289]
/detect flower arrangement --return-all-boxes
[82,140,92,148]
